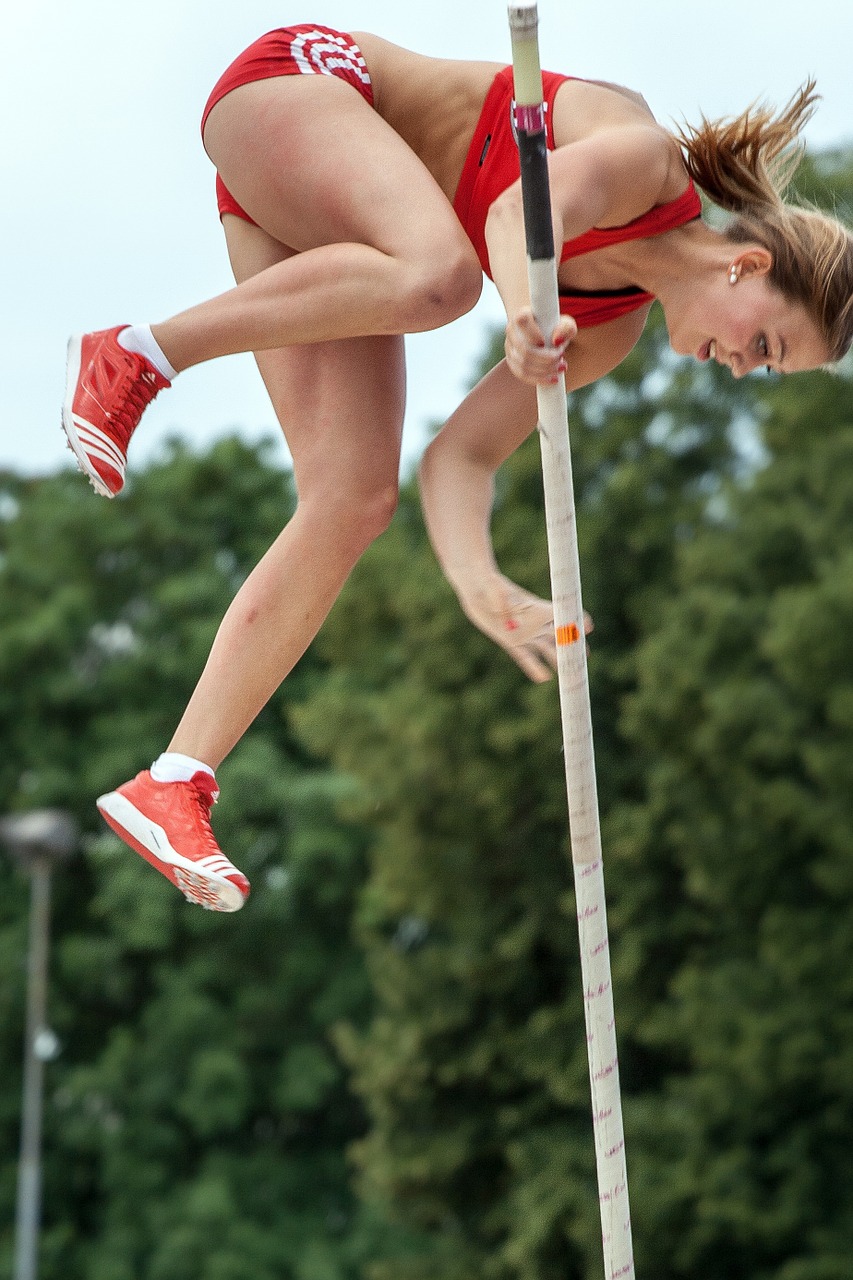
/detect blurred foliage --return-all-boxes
[0,440,384,1280]
[1,149,852,1279]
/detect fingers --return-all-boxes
[512,644,556,683]
[503,607,596,684]
[552,316,578,347]
[464,575,594,684]
[505,309,578,386]
[505,623,557,682]
[500,603,558,683]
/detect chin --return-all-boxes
[660,317,682,355]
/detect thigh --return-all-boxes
[204,73,472,263]
[223,215,405,495]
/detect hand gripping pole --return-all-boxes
[507,5,635,1277]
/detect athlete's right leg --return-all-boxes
[158,73,482,366]
[63,71,481,496]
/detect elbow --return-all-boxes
[417,436,441,498]
[485,184,564,278]
[484,185,524,246]
[418,432,465,522]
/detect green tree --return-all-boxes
[0,439,375,1280]
[617,361,853,1280]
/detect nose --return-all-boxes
[730,350,764,379]
[716,346,740,377]
[727,354,753,379]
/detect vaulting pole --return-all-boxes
[507,5,635,1276]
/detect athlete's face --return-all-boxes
[668,255,830,376]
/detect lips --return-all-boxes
[698,340,717,363]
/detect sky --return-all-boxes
[3,0,851,481]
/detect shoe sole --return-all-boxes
[97,790,248,913]
[62,336,117,500]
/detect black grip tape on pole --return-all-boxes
[516,127,554,262]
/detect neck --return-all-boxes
[608,220,731,304]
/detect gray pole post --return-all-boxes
[1,809,77,1280]
[15,855,52,1280]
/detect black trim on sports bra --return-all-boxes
[559,284,645,298]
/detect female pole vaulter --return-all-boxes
[62,25,853,911]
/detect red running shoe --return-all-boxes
[62,326,170,498]
[97,771,250,912]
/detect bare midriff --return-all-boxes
[352,33,503,203]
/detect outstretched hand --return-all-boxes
[460,572,592,683]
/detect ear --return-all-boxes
[731,246,773,279]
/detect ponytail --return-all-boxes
[675,80,819,215]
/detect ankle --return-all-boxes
[150,323,187,376]
[117,324,179,382]
[150,752,215,784]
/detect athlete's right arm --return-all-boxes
[484,123,673,383]
[483,178,576,386]
[419,360,537,593]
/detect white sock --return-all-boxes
[150,752,215,784]
[117,324,178,383]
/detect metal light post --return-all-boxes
[0,809,77,1280]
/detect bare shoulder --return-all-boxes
[581,79,655,115]
[549,79,688,223]
[551,76,667,147]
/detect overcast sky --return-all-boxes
[3,1,851,481]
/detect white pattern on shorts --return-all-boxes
[289,29,371,86]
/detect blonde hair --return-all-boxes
[675,81,853,362]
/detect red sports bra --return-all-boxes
[453,66,702,329]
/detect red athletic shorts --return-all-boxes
[201,25,374,225]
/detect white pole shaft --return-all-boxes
[508,6,635,1278]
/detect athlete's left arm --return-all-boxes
[417,307,648,679]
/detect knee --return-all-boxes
[315,481,399,559]
[397,245,483,332]
[356,482,399,544]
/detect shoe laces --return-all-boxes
[187,772,222,851]
[108,363,165,452]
